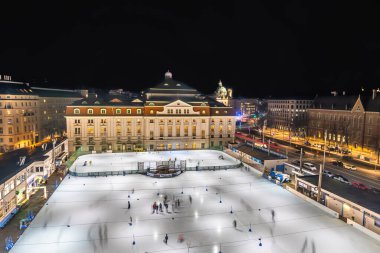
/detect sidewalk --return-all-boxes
[0,171,64,252]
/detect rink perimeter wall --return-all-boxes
[286,186,340,218]
[68,150,242,177]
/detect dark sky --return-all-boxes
[1,1,380,97]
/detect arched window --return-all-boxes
[116,109,121,114]
[149,102,155,106]
[202,110,206,114]
[87,108,93,114]
[74,108,80,114]
[100,109,106,114]
[150,110,154,114]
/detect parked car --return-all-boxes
[295,149,306,155]
[327,145,337,151]
[313,143,323,148]
[342,155,353,160]
[352,182,368,190]
[343,164,357,171]
[292,160,301,166]
[332,160,344,167]
[323,170,335,178]
[303,162,317,172]
[341,149,351,154]
[333,175,350,184]
[304,141,311,146]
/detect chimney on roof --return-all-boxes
[331,91,338,96]
[342,91,346,96]
[372,89,377,100]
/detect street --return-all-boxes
[236,127,380,190]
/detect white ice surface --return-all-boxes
[70,150,239,173]
[11,163,380,253]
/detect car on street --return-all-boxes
[292,160,301,166]
[341,149,351,154]
[303,162,317,172]
[304,141,311,146]
[313,143,323,149]
[369,188,380,195]
[343,164,357,171]
[351,182,368,190]
[323,170,335,178]
[342,155,353,160]
[295,148,306,155]
[332,175,350,184]
[332,160,344,167]
[328,145,338,151]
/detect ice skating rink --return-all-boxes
[70,150,239,174]
[11,169,380,253]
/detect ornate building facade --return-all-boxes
[0,75,83,152]
[65,71,236,153]
[307,90,380,150]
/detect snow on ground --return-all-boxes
[70,150,239,173]
[11,166,380,253]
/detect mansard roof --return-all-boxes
[71,94,145,106]
[311,95,359,110]
[145,78,200,95]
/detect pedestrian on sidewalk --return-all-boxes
[164,233,168,244]
[128,201,131,209]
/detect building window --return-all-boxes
[127,109,131,114]
[150,119,154,123]
[137,109,142,114]
[150,110,154,114]
[74,108,80,114]
[215,110,219,114]
[88,119,94,124]
[100,109,106,114]
[74,119,81,124]
[87,109,93,114]
[116,109,121,114]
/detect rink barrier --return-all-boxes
[186,164,242,171]
[347,219,380,241]
[68,164,242,177]
[286,186,339,218]
[69,170,141,177]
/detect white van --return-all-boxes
[303,162,317,172]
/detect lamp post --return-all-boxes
[322,130,327,171]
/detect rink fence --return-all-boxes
[68,163,242,177]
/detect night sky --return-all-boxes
[1,1,380,97]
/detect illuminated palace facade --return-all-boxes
[65,71,236,153]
